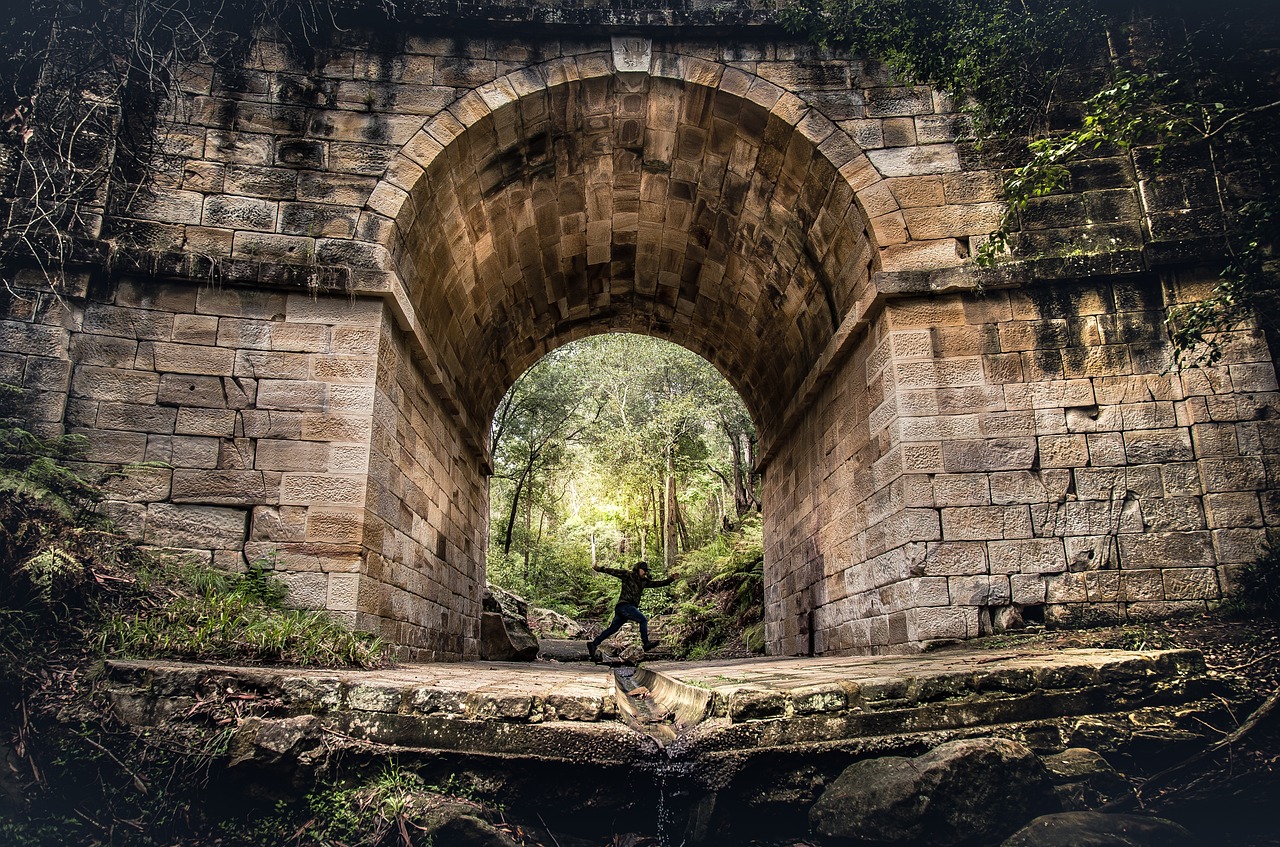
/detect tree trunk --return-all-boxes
[501,461,532,556]
[522,480,533,578]
[663,447,677,569]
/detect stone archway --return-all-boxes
[12,17,1272,663]
[356,44,886,659]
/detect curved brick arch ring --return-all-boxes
[358,46,909,440]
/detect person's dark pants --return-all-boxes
[591,603,650,648]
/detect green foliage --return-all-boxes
[103,559,384,668]
[1230,545,1280,619]
[218,766,496,847]
[781,0,1103,136]
[786,1,1279,362]
[666,515,765,657]
[488,334,760,614]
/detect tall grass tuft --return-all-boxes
[104,561,385,668]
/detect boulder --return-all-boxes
[479,611,539,662]
[1041,748,1133,810]
[809,737,1060,846]
[1000,811,1195,847]
[429,814,521,847]
[529,605,585,638]
[538,638,593,662]
[480,585,538,661]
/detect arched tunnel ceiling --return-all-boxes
[397,73,876,431]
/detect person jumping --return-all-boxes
[587,560,678,660]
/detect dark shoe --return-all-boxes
[587,641,599,661]
[642,640,660,652]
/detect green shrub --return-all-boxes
[666,515,765,657]
[1231,544,1280,618]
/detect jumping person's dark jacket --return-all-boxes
[596,567,674,608]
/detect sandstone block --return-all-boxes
[69,335,139,368]
[276,572,329,610]
[171,469,278,505]
[931,473,990,506]
[1199,457,1266,493]
[1140,497,1205,531]
[196,288,287,320]
[1119,531,1214,569]
[148,341,235,376]
[144,434,219,468]
[279,473,366,506]
[234,349,310,380]
[1161,567,1220,601]
[95,401,177,434]
[1123,428,1193,464]
[1034,437,1085,470]
[327,573,361,611]
[101,465,172,503]
[912,606,976,640]
[1204,492,1263,528]
[990,470,1071,506]
[144,502,246,548]
[949,574,1010,606]
[1086,433,1126,467]
[922,543,988,577]
[1010,573,1047,604]
[250,505,308,542]
[989,538,1067,574]
[1064,535,1117,571]
[171,314,219,345]
[1212,528,1267,564]
[202,195,278,231]
[942,438,1037,473]
[256,379,327,412]
[129,188,203,225]
[238,409,303,439]
[71,366,159,403]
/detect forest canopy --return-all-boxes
[486,334,761,622]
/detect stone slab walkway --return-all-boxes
[105,646,1208,760]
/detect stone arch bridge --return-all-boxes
[3,1,1277,659]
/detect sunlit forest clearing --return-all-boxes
[486,334,766,656]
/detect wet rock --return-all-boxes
[1000,811,1195,846]
[809,737,1060,846]
[430,813,521,846]
[1041,748,1133,810]
[227,715,323,768]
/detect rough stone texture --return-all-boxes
[1000,812,1196,847]
[808,737,1060,846]
[1041,748,1133,811]
[2,6,1278,656]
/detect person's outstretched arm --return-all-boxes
[592,565,630,579]
[646,573,680,588]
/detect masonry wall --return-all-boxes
[3,7,1277,659]
[363,312,485,659]
[0,274,482,660]
[765,270,1280,655]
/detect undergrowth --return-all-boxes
[0,414,385,845]
[1229,543,1280,619]
[103,560,384,668]
[666,515,765,658]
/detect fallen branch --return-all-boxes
[1103,688,1280,811]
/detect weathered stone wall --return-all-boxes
[3,3,1277,657]
[765,268,1279,654]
